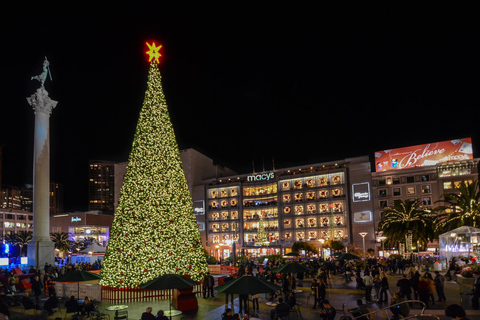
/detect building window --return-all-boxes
[379,189,387,197]
[406,176,415,183]
[393,178,400,185]
[423,197,432,206]
[443,182,452,190]
[421,174,430,181]
[379,200,388,208]
[379,179,386,186]
[454,181,462,188]
[422,185,431,194]
[393,188,401,196]
[406,186,416,195]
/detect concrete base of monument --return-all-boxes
[27,239,55,269]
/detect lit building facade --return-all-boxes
[371,138,479,253]
[204,156,374,259]
[0,208,33,238]
[49,182,64,215]
[50,211,114,247]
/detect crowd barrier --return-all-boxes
[100,284,203,303]
[208,265,238,275]
[55,283,102,301]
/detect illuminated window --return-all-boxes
[406,186,415,195]
[454,181,462,188]
[443,182,452,190]
[421,175,430,181]
[422,185,431,194]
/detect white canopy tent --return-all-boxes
[439,226,480,264]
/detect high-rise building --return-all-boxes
[49,182,64,215]
[0,186,21,210]
[88,161,116,213]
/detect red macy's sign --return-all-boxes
[375,138,473,172]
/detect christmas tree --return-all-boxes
[100,43,208,288]
[255,215,269,246]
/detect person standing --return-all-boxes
[379,272,389,303]
[396,274,413,301]
[433,271,446,302]
[30,275,43,302]
[472,271,480,310]
[425,273,435,306]
[224,273,234,308]
[363,272,373,302]
[204,273,215,298]
[373,274,381,301]
[311,278,321,309]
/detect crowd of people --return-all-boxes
[218,255,477,320]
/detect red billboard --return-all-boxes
[375,138,473,172]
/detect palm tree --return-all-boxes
[50,232,72,257]
[16,231,32,256]
[379,198,435,249]
[434,180,480,232]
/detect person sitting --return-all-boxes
[156,309,168,320]
[43,292,59,315]
[287,292,297,308]
[65,295,79,314]
[347,299,370,320]
[445,304,470,320]
[222,308,233,320]
[390,292,410,320]
[81,296,95,316]
[319,300,336,320]
[141,307,156,320]
[20,293,40,310]
[270,297,290,320]
[356,275,366,290]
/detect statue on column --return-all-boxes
[31,57,52,88]
[27,57,57,115]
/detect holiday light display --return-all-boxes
[100,45,208,287]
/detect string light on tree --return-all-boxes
[100,42,208,288]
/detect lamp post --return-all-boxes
[359,232,368,260]
[319,238,325,259]
[378,236,387,257]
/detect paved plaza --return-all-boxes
[7,271,480,320]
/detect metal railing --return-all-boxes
[348,300,440,320]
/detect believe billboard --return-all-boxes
[375,138,473,172]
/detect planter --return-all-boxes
[455,274,475,294]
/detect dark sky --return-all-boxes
[1,3,479,211]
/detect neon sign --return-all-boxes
[247,172,274,182]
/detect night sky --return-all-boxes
[1,3,478,211]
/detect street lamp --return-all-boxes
[359,232,368,260]
[318,238,325,259]
[378,236,387,257]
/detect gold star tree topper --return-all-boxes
[146,42,162,64]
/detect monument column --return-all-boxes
[26,57,57,268]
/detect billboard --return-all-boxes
[375,138,473,172]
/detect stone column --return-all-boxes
[26,87,58,268]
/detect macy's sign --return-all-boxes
[246,172,274,182]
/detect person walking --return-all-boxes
[418,276,430,308]
[363,272,373,302]
[434,271,446,302]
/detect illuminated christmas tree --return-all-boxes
[255,215,269,246]
[100,42,208,288]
